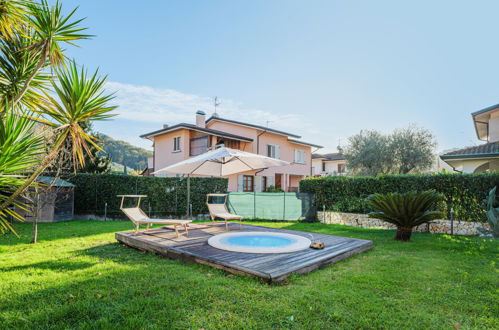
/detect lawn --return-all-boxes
[0,221,497,329]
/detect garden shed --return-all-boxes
[17,176,75,223]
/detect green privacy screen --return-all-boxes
[227,192,316,221]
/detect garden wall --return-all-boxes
[300,173,499,222]
[318,211,490,236]
[69,174,228,218]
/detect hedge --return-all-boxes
[69,174,228,218]
[299,173,499,222]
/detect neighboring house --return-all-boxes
[441,104,499,173]
[140,111,322,192]
[311,153,347,176]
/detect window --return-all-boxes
[294,149,305,164]
[338,163,345,173]
[322,161,326,172]
[243,175,254,192]
[267,144,279,159]
[262,176,267,191]
[173,136,181,152]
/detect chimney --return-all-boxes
[163,124,169,129]
[196,110,206,128]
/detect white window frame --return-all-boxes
[267,144,280,159]
[294,149,305,164]
[173,136,181,152]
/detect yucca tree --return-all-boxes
[0,61,116,216]
[0,1,115,237]
[368,190,443,241]
[0,0,29,40]
[0,0,90,109]
[0,110,45,234]
[0,31,51,110]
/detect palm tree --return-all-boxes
[0,1,115,236]
[367,190,443,241]
[0,110,45,234]
[0,61,117,218]
[11,0,90,107]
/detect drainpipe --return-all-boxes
[152,139,155,175]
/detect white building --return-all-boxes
[441,104,499,173]
[311,153,347,176]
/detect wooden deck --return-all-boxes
[115,223,373,284]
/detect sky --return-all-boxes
[63,0,499,152]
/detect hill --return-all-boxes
[96,133,152,171]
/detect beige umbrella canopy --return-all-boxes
[153,147,289,218]
[153,147,289,176]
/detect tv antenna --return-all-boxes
[266,120,273,127]
[213,96,221,116]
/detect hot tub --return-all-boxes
[208,231,311,254]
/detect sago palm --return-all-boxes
[368,190,443,241]
[0,61,116,217]
[0,110,45,234]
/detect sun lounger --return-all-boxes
[118,195,191,237]
[206,194,243,229]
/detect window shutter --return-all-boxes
[255,176,263,192]
[276,145,281,159]
[237,175,244,192]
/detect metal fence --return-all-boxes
[227,192,316,221]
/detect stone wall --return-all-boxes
[318,211,490,236]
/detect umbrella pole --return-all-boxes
[186,175,190,219]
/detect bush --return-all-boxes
[300,173,499,222]
[69,174,228,218]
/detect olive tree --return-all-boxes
[344,125,436,176]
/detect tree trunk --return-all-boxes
[31,218,38,244]
[395,226,413,241]
[31,190,40,244]
[12,44,49,108]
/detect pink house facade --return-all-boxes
[140,111,322,192]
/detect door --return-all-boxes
[275,174,282,189]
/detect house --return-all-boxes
[140,111,323,192]
[311,153,347,176]
[441,104,499,173]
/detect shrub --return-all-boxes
[300,173,499,222]
[69,174,227,218]
[484,186,499,238]
[368,190,444,241]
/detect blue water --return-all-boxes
[222,235,294,247]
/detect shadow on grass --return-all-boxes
[2,260,96,273]
[0,220,135,246]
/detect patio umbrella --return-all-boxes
[153,147,289,177]
[152,147,289,217]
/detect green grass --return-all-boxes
[0,221,497,329]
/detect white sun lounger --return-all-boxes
[118,195,191,237]
[206,194,243,230]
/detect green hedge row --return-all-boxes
[299,173,499,222]
[69,174,228,218]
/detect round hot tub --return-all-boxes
[208,231,311,254]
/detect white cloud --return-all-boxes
[105,81,316,137]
